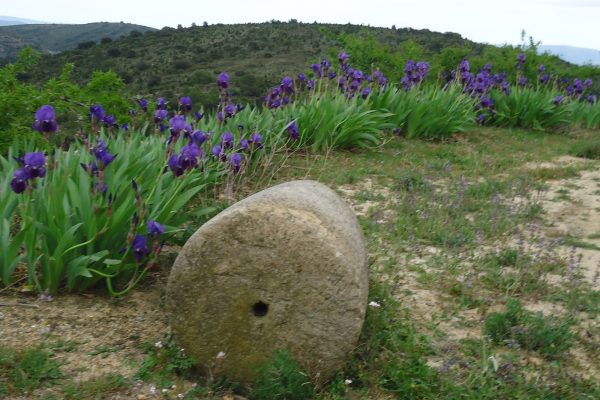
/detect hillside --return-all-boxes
[24,21,485,105]
[0,22,156,61]
[0,16,46,26]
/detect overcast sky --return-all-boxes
[3,0,600,49]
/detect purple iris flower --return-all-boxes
[540,74,550,84]
[477,113,486,125]
[517,53,526,65]
[168,154,184,177]
[554,95,564,105]
[362,86,372,99]
[137,98,148,112]
[194,111,204,121]
[131,235,150,262]
[338,52,349,64]
[459,59,470,73]
[190,130,209,145]
[288,121,299,140]
[11,168,30,194]
[239,138,249,151]
[480,96,494,109]
[224,104,235,118]
[518,76,526,87]
[157,97,167,109]
[221,131,234,149]
[321,59,331,70]
[179,96,192,112]
[89,104,105,124]
[584,79,593,89]
[280,76,294,94]
[217,72,229,89]
[211,144,226,161]
[169,115,186,135]
[91,141,116,168]
[587,94,597,104]
[122,123,129,132]
[328,71,337,80]
[307,80,315,90]
[537,64,546,74]
[249,132,263,148]
[229,153,244,173]
[154,109,168,124]
[178,143,201,169]
[23,152,47,178]
[102,115,118,128]
[32,105,59,133]
[310,63,322,78]
[148,220,164,237]
[298,73,307,82]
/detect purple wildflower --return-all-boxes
[32,105,58,133]
[169,115,186,135]
[148,220,164,237]
[229,153,244,173]
[288,121,299,140]
[154,109,168,124]
[179,96,192,112]
[89,104,105,124]
[11,168,30,194]
[217,72,229,89]
[221,131,234,149]
[131,235,150,262]
[554,95,564,105]
[137,98,148,112]
[23,152,46,178]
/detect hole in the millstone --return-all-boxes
[252,301,269,317]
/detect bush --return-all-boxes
[490,87,573,130]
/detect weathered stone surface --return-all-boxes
[166,180,368,383]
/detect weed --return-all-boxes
[250,350,315,400]
[0,346,62,394]
[483,298,573,359]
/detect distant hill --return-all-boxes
[0,21,156,61]
[0,16,46,26]
[23,22,486,106]
[539,45,600,66]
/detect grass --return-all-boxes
[4,127,600,398]
[0,346,62,395]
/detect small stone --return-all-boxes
[167,180,368,383]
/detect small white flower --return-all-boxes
[368,301,381,308]
[344,379,353,385]
[177,394,184,399]
[162,388,168,393]
[154,341,163,349]
[171,384,176,389]
[149,384,157,394]
[216,351,226,359]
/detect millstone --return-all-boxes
[166,180,368,383]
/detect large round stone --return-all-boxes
[166,180,368,383]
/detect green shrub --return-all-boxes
[369,85,476,139]
[490,87,573,130]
